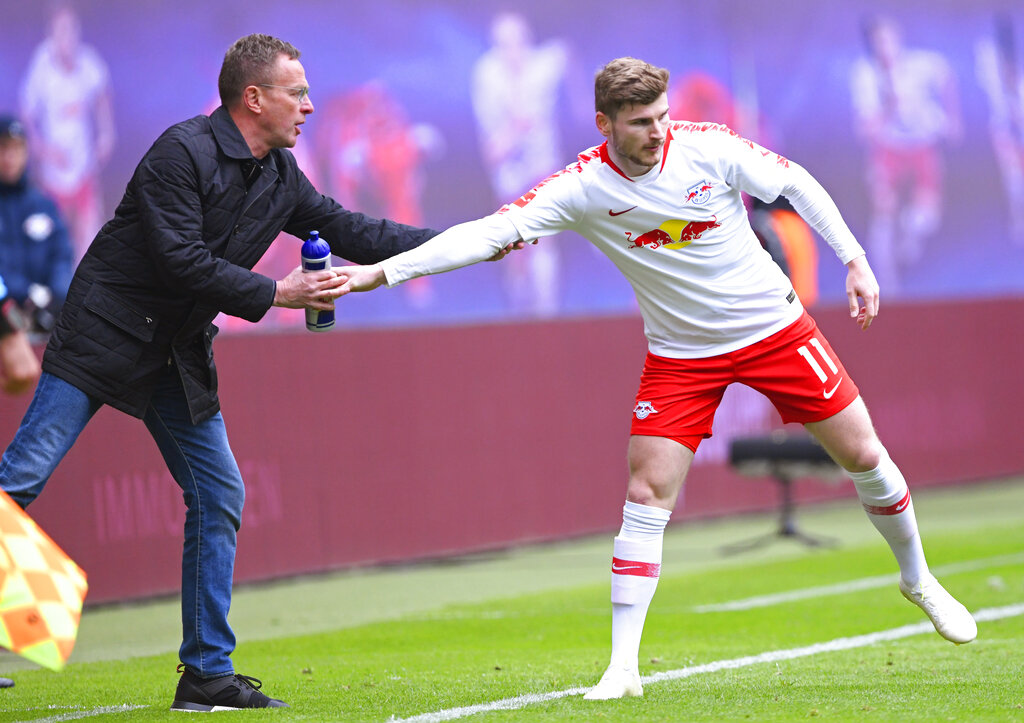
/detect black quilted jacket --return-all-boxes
[42,106,435,423]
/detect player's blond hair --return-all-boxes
[218,33,301,107]
[594,57,670,119]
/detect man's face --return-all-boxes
[597,93,670,176]
[0,137,28,185]
[256,56,314,151]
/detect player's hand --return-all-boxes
[845,255,879,331]
[272,265,346,310]
[486,239,530,261]
[335,264,387,296]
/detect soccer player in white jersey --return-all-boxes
[333,57,977,700]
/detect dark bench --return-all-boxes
[722,431,845,554]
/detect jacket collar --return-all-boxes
[209,105,279,177]
[210,106,253,160]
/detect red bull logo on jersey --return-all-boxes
[625,216,721,251]
[685,180,713,205]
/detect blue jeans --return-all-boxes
[0,369,243,677]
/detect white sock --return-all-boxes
[607,501,671,670]
[847,447,928,585]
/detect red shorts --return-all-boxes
[630,311,860,452]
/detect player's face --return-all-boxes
[598,93,670,176]
[256,56,314,153]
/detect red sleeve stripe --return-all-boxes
[861,489,912,516]
[611,557,662,578]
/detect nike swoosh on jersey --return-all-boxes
[823,378,843,399]
[611,563,643,572]
[608,206,638,216]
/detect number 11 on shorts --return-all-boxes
[797,338,839,382]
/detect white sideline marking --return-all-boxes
[390,603,1024,723]
[12,704,147,722]
[693,552,1024,613]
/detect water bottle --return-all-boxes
[300,230,335,332]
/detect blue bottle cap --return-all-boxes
[302,230,329,257]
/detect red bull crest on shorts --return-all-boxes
[633,401,658,419]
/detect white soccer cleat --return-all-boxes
[899,575,977,644]
[583,664,643,700]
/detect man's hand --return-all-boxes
[273,266,347,310]
[846,254,879,331]
[0,330,41,395]
[335,264,387,296]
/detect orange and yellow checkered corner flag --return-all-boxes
[0,488,88,671]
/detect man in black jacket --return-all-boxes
[0,33,437,711]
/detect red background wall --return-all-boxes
[2,298,1022,604]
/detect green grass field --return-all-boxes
[2,477,1023,722]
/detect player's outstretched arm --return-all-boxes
[334,237,524,298]
[846,254,879,331]
[334,215,524,298]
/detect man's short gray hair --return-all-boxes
[218,33,301,107]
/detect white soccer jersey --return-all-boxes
[382,122,864,358]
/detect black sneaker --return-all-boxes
[170,664,288,711]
